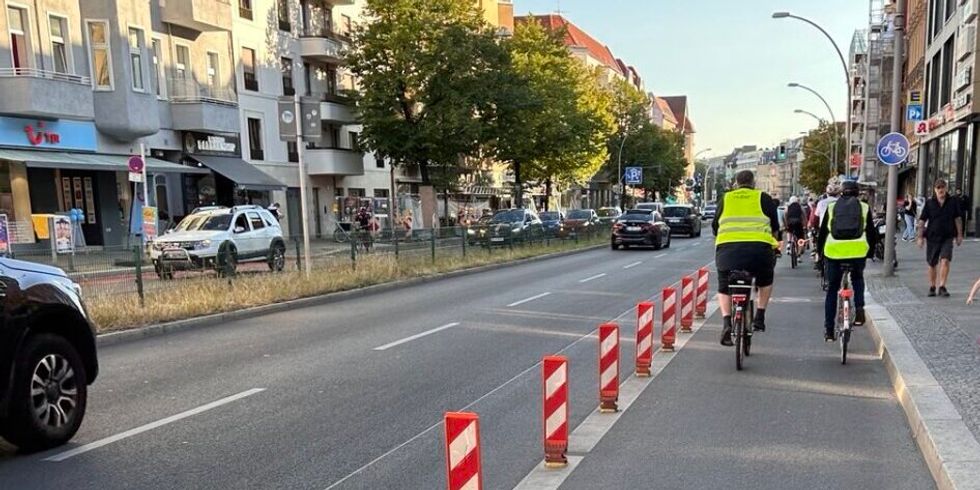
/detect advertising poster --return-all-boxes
[0,214,8,254]
[54,216,73,254]
[142,207,158,241]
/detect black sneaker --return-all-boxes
[825,327,836,342]
[939,287,950,297]
[720,326,733,346]
[928,287,937,297]
[752,316,766,332]
[854,308,866,327]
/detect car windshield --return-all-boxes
[621,211,652,220]
[540,212,560,221]
[663,207,691,218]
[491,210,525,223]
[597,209,620,217]
[567,210,592,219]
[176,213,232,231]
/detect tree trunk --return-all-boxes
[420,161,431,185]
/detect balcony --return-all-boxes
[168,78,240,134]
[320,93,356,124]
[161,0,232,32]
[305,148,364,176]
[299,28,349,63]
[0,68,93,120]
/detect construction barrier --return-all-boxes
[598,323,620,412]
[444,412,482,490]
[695,267,709,319]
[542,356,569,467]
[635,301,655,377]
[661,287,677,351]
[680,275,695,332]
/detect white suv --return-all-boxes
[149,206,286,279]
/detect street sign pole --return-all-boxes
[139,143,148,205]
[884,0,905,277]
[295,94,312,277]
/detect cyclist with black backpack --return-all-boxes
[817,180,877,341]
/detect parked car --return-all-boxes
[702,203,718,221]
[465,215,494,245]
[596,207,622,226]
[633,202,664,216]
[611,209,671,250]
[539,211,564,237]
[486,209,544,245]
[559,209,600,238]
[0,258,98,452]
[663,204,702,237]
[149,205,287,279]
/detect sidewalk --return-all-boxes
[535,262,934,489]
[866,238,980,442]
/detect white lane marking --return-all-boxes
[623,261,643,269]
[373,323,461,351]
[44,388,265,462]
[579,273,607,283]
[693,241,701,246]
[507,292,551,308]
[654,253,667,258]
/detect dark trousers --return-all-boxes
[824,258,866,328]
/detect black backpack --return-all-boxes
[831,197,863,240]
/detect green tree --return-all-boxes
[622,121,689,200]
[800,122,847,194]
[604,80,651,194]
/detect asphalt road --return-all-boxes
[0,234,931,489]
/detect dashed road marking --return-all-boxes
[579,273,607,283]
[373,323,461,351]
[507,292,552,308]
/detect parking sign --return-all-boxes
[624,167,643,185]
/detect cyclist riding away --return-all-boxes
[785,196,806,253]
[817,180,877,341]
[713,170,782,346]
[811,180,842,271]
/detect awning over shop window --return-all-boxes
[0,149,208,174]
[188,155,286,191]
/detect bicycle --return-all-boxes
[728,270,755,371]
[333,222,352,243]
[834,263,855,365]
[786,230,799,269]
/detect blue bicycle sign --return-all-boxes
[876,132,910,166]
[624,167,643,185]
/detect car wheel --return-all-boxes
[268,242,286,272]
[690,228,696,238]
[665,234,672,248]
[0,334,88,452]
[611,241,619,250]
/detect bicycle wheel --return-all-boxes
[840,328,850,365]
[334,228,349,243]
[791,241,798,269]
[735,310,744,371]
[745,300,754,357]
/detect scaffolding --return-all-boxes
[861,0,898,184]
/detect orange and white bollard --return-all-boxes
[635,302,655,377]
[680,275,695,332]
[444,412,482,490]
[598,323,619,413]
[695,267,710,319]
[661,287,677,351]
[542,356,569,467]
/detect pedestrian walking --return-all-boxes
[968,276,980,305]
[917,179,965,297]
[902,198,917,241]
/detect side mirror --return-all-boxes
[234,226,247,233]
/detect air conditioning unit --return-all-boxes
[958,25,977,60]
[956,65,973,90]
[964,0,979,25]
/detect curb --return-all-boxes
[96,243,606,347]
[865,295,980,490]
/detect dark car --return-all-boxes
[702,203,717,221]
[539,211,564,237]
[0,258,98,452]
[663,204,702,238]
[611,209,671,250]
[465,215,494,245]
[486,209,544,245]
[559,209,600,238]
[596,207,622,226]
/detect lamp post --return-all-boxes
[788,82,839,168]
[773,12,853,179]
[795,109,837,178]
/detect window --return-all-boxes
[348,188,365,198]
[277,0,291,31]
[234,214,250,232]
[242,47,258,91]
[946,0,956,21]
[303,62,312,96]
[302,0,331,36]
[129,28,144,91]
[374,189,389,198]
[49,16,69,74]
[287,141,298,162]
[281,57,294,95]
[349,131,360,152]
[175,44,190,80]
[376,156,384,169]
[941,38,954,107]
[239,0,253,20]
[929,55,941,114]
[336,187,344,197]
[207,51,219,90]
[8,6,29,71]
[931,0,943,39]
[341,14,352,36]
[86,21,113,89]
[247,117,264,160]
[326,66,337,95]
[247,212,265,230]
[150,38,165,97]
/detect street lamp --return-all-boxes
[773,11,853,178]
[788,82,838,167]
[795,109,837,177]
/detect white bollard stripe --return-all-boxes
[638,335,652,354]
[683,303,693,314]
[600,361,618,388]
[639,309,653,328]
[545,401,567,439]
[545,365,567,399]
[449,422,478,469]
[460,475,480,490]
[600,334,618,356]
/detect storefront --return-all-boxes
[179,131,285,211]
[921,123,976,196]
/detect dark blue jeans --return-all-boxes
[824,258,866,328]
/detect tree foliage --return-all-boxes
[800,122,847,194]
[621,121,689,199]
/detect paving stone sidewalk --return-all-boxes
[866,238,980,442]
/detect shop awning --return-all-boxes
[189,155,286,191]
[0,149,207,173]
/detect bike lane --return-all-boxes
[552,263,934,489]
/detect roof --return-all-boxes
[655,97,678,126]
[661,96,695,133]
[516,14,624,76]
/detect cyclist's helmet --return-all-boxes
[789,196,800,204]
[841,180,860,197]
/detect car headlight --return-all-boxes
[467,229,476,235]
[193,240,212,250]
[512,227,522,233]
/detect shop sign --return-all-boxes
[908,91,922,104]
[182,132,241,157]
[142,207,158,241]
[0,115,96,152]
[915,120,930,136]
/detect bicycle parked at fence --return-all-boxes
[728,270,756,371]
[833,263,855,365]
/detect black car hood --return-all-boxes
[0,257,68,279]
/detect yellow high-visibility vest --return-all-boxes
[715,188,778,247]
[824,199,870,260]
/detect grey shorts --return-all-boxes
[926,238,954,267]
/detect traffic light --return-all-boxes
[778,145,787,160]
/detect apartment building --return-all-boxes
[902,0,927,198]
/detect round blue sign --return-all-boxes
[876,132,910,166]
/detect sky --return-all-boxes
[516,0,869,159]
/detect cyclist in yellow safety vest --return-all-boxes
[817,180,876,341]
[712,170,782,346]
